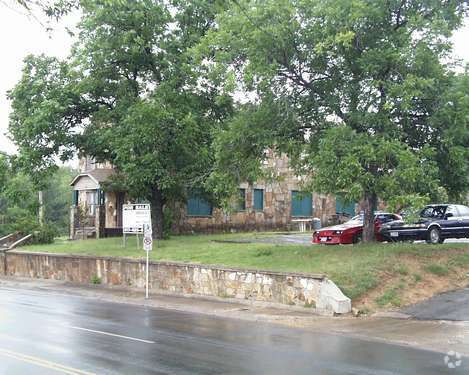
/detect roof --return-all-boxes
[70,168,115,186]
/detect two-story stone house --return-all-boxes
[70,156,357,239]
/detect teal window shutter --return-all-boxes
[238,188,246,211]
[187,191,212,216]
[98,189,105,205]
[253,189,264,210]
[72,190,79,206]
[336,194,355,217]
[291,191,313,217]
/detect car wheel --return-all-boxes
[353,233,362,244]
[427,227,443,244]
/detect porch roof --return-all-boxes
[70,168,115,188]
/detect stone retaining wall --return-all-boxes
[0,251,351,314]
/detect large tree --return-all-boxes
[198,0,468,241]
[9,0,231,239]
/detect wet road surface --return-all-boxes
[0,286,468,374]
[402,288,469,321]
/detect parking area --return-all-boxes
[402,288,469,321]
[243,234,469,246]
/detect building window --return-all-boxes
[187,192,212,216]
[86,190,98,215]
[291,191,313,217]
[237,188,246,211]
[72,190,79,206]
[253,189,264,210]
[335,194,356,217]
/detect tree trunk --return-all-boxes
[150,189,164,240]
[362,192,378,243]
[38,191,45,227]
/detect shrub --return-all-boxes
[31,225,56,244]
[90,275,102,285]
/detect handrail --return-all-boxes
[6,234,33,251]
[0,233,17,245]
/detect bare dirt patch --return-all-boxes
[354,248,469,313]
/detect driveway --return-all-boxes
[402,289,469,321]
[241,233,469,246]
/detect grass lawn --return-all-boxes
[18,233,469,310]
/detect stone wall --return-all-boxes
[1,251,351,314]
[174,153,338,234]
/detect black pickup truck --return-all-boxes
[379,204,469,244]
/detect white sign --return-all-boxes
[143,235,153,251]
[143,224,153,252]
[123,204,151,234]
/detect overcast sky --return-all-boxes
[0,7,468,155]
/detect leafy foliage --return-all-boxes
[197,0,468,241]
[8,0,232,239]
[0,153,73,240]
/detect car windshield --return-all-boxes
[420,206,446,219]
[345,215,363,224]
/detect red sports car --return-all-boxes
[312,212,402,245]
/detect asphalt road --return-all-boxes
[0,287,468,375]
[402,288,469,321]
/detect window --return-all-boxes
[86,191,97,215]
[336,194,356,217]
[237,188,246,211]
[72,190,79,206]
[420,206,445,219]
[457,205,469,216]
[445,205,459,217]
[253,189,264,210]
[98,189,105,205]
[291,191,313,217]
[187,192,212,216]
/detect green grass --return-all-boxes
[19,234,469,301]
[376,287,402,307]
[394,264,409,276]
[424,263,450,276]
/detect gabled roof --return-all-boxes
[70,168,115,186]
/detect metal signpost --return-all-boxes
[122,204,151,248]
[143,223,153,299]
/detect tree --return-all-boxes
[44,166,76,235]
[0,153,73,239]
[8,0,231,239]
[198,0,468,241]
[429,71,469,201]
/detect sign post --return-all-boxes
[143,223,153,299]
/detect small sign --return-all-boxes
[123,204,151,234]
[143,223,152,252]
[143,235,153,251]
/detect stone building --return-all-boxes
[70,156,357,239]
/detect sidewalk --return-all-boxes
[1,276,468,357]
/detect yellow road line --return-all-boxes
[0,348,95,375]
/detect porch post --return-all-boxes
[95,204,105,239]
